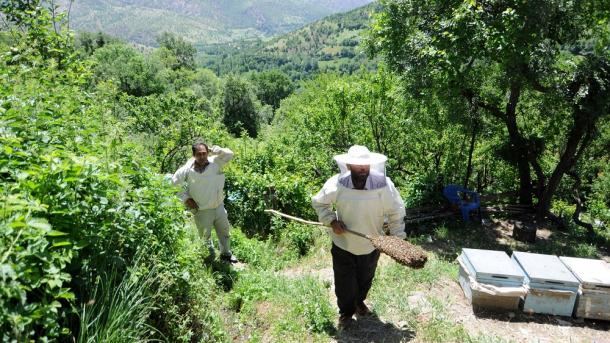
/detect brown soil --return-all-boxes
[428,277,610,343]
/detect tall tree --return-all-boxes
[367,0,610,220]
[92,43,165,96]
[222,75,259,137]
[156,32,196,70]
[250,69,294,111]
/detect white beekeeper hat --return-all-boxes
[334,145,387,165]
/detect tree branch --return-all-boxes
[529,156,545,198]
[460,88,505,119]
[568,171,595,237]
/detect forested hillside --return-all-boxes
[61,0,374,47]
[200,3,379,79]
[1,0,610,342]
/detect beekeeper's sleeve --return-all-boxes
[383,178,406,238]
[171,160,192,203]
[311,175,340,227]
[209,146,234,169]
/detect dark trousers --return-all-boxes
[331,243,380,317]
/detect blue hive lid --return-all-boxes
[512,251,580,288]
[461,248,525,284]
[560,256,610,289]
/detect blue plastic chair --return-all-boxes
[442,184,481,221]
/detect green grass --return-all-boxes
[226,269,334,341]
[213,223,510,342]
[77,261,160,343]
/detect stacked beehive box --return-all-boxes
[511,251,580,317]
[457,248,526,310]
[560,257,610,321]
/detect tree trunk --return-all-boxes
[463,119,477,189]
[529,157,546,199]
[536,116,590,219]
[571,175,595,238]
[504,82,533,205]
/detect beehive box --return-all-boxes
[458,248,525,310]
[512,251,580,317]
[560,256,610,321]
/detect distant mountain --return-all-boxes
[62,0,374,47]
[200,2,380,79]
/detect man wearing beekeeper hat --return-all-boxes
[311,145,406,329]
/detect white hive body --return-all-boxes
[560,256,610,321]
[458,248,526,311]
[512,251,580,317]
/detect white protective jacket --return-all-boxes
[172,146,234,210]
[312,173,406,255]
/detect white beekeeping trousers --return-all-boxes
[193,204,231,255]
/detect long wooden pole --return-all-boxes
[264,209,369,238]
[264,209,323,226]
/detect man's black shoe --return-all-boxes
[355,302,372,317]
[220,254,238,263]
[338,314,354,330]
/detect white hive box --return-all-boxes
[512,251,580,317]
[560,256,610,321]
[458,248,526,310]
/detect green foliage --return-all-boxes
[0,195,74,341]
[92,43,165,96]
[116,90,228,173]
[156,32,197,70]
[77,260,159,343]
[230,230,288,270]
[0,0,40,24]
[279,222,317,257]
[75,31,121,56]
[1,15,227,341]
[249,69,294,110]
[222,75,260,137]
[190,68,221,99]
[224,138,317,237]
[367,0,610,213]
[1,1,75,67]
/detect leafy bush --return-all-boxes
[92,43,165,96]
[0,195,74,341]
[278,222,318,257]
[224,140,316,238]
[1,24,226,341]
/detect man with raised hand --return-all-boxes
[173,142,238,263]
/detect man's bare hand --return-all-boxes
[330,219,347,234]
[210,145,221,154]
[185,198,199,210]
